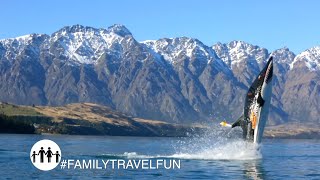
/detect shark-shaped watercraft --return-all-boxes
[221,56,273,143]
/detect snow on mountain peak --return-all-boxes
[290,46,320,71]
[105,24,132,37]
[271,47,295,64]
[1,24,319,74]
[0,33,48,46]
[213,41,268,69]
[50,24,133,64]
[0,33,48,60]
[142,37,218,64]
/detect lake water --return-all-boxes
[0,133,319,179]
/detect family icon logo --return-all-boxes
[30,139,61,171]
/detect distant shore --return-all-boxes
[264,124,320,139]
[1,129,319,139]
[0,103,203,137]
[0,102,319,139]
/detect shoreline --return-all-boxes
[1,128,319,139]
[1,103,319,139]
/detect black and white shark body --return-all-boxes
[221,56,273,143]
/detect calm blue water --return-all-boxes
[0,134,319,179]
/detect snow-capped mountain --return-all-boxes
[143,37,216,63]
[290,47,320,71]
[212,41,269,87]
[0,24,319,125]
[143,37,230,74]
[213,41,268,68]
[0,34,48,61]
[47,24,133,64]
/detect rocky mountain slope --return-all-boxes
[0,24,319,125]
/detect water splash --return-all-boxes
[122,152,154,159]
[101,125,262,160]
[169,140,261,160]
[100,152,154,159]
[170,125,262,160]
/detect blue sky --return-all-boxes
[1,0,319,53]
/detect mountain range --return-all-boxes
[0,24,319,125]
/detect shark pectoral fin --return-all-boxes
[231,114,244,128]
[232,120,241,128]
